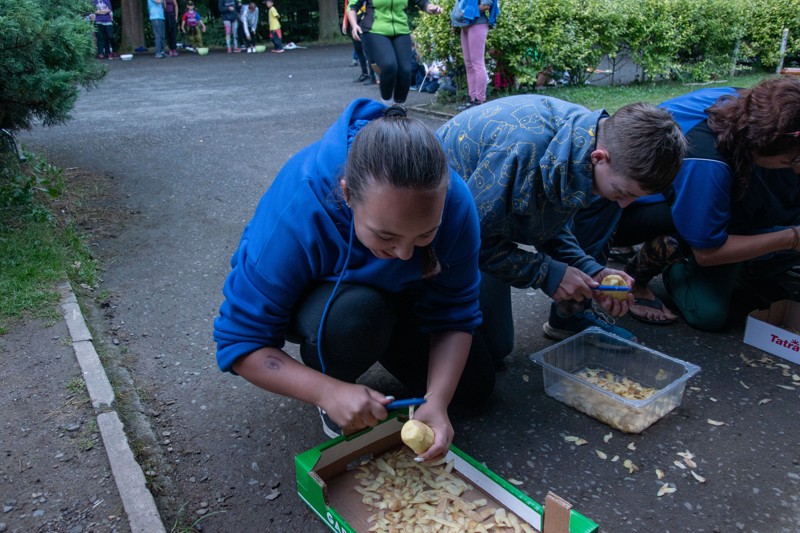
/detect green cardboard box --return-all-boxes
[295,415,598,533]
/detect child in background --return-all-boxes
[219,0,241,53]
[240,2,259,53]
[265,0,284,53]
[92,0,118,59]
[181,2,206,51]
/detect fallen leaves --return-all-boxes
[657,483,676,497]
[622,459,638,474]
[690,470,706,483]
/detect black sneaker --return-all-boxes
[354,73,369,83]
[543,306,636,342]
[363,77,377,85]
[318,407,342,438]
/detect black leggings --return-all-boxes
[361,32,412,103]
[286,282,496,408]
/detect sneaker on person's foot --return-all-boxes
[543,307,636,342]
[355,73,369,82]
[227,47,232,54]
[96,54,105,60]
[318,407,342,439]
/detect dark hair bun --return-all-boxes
[383,105,407,118]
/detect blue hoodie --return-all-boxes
[214,99,482,372]
[437,95,607,296]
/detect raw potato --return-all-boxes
[402,419,435,455]
[600,274,629,300]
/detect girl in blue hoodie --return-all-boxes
[214,100,494,460]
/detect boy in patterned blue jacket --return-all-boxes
[437,95,685,354]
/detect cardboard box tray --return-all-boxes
[744,300,800,364]
[296,414,598,533]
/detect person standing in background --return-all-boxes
[147,0,166,59]
[266,0,284,53]
[219,0,241,53]
[343,0,375,84]
[163,0,179,57]
[241,1,259,53]
[92,0,118,59]
[181,1,207,51]
[450,0,498,111]
[347,0,443,106]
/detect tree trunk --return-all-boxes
[317,0,341,41]
[120,0,145,52]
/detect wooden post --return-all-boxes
[777,28,790,75]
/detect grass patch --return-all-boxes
[529,71,770,113]
[65,376,87,395]
[423,70,773,115]
[0,154,99,334]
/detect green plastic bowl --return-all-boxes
[197,47,209,56]
[255,45,266,53]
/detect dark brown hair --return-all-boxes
[599,102,686,194]
[344,110,449,278]
[707,77,800,197]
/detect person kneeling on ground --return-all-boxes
[437,95,686,358]
[613,77,800,331]
[214,101,495,461]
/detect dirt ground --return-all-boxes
[0,316,128,533]
[0,166,131,533]
[13,45,800,533]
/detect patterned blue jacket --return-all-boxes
[437,95,607,296]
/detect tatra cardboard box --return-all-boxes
[744,300,800,364]
[295,414,599,533]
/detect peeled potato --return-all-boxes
[401,419,435,455]
[600,274,629,300]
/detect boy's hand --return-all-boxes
[553,266,596,302]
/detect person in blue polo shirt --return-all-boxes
[615,77,800,331]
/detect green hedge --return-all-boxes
[413,0,798,88]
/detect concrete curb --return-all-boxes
[59,282,166,533]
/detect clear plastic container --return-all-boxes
[530,327,701,433]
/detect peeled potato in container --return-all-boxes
[401,419,435,455]
[600,274,629,300]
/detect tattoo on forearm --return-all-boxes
[264,354,283,372]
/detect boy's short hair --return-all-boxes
[186,1,194,5]
[599,103,686,194]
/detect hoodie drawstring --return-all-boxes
[316,218,355,374]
